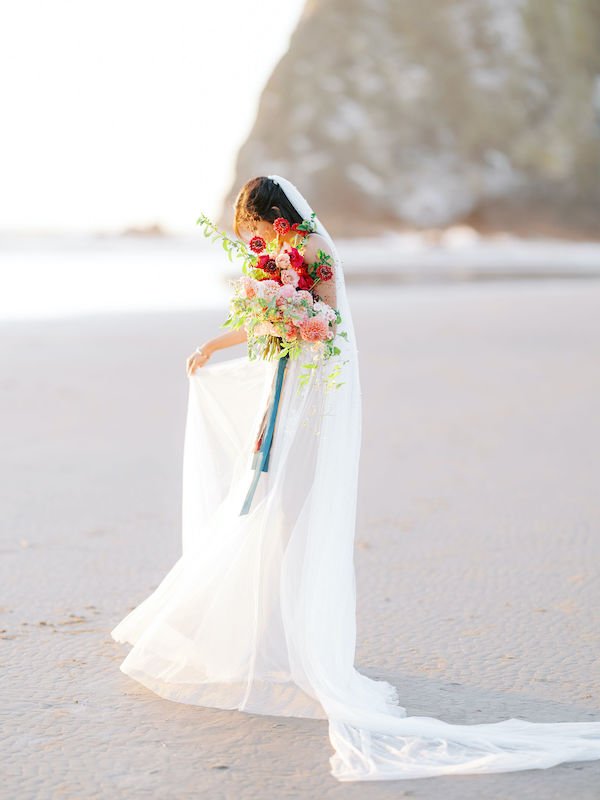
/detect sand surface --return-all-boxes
[1,279,599,799]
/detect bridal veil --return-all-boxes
[112,174,600,781]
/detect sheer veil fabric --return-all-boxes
[111,175,600,781]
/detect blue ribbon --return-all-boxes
[240,354,289,515]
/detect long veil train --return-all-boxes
[111,175,600,781]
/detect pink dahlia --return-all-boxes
[278,283,296,299]
[260,280,280,300]
[294,289,313,305]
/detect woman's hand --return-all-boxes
[186,328,247,377]
[187,344,213,376]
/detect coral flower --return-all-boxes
[299,315,330,342]
[283,322,299,340]
[273,217,290,235]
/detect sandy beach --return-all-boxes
[2,278,599,799]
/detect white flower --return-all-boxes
[313,299,336,322]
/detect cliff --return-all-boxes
[219,0,600,238]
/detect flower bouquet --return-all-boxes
[196,211,348,392]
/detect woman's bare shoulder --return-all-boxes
[302,232,332,260]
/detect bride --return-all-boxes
[111,174,600,781]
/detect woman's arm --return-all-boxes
[187,327,247,375]
[203,327,247,353]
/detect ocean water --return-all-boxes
[1,232,599,320]
[0,236,232,321]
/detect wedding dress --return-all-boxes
[111,175,600,781]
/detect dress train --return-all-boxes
[112,349,600,781]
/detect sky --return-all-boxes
[0,0,306,234]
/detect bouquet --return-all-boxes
[196,211,348,391]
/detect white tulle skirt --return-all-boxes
[112,347,334,719]
[112,348,600,781]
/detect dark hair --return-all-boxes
[233,176,303,238]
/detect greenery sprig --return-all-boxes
[196,212,259,274]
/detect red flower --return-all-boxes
[297,274,312,290]
[249,235,266,253]
[257,255,278,273]
[288,247,304,270]
[273,217,290,235]
[317,263,333,281]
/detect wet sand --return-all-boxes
[1,279,599,798]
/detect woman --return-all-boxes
[112,175,600,781]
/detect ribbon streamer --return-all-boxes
[240,354,289,515]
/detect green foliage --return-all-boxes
[196,212,256,274]
[305,247,336,292]
[324,359,349,392]
[296,212,318,233]
[249,267,270,281]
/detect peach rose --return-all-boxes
[280,269,300,287]
[275,252,291,270]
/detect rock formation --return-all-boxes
[219,0,600,238]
